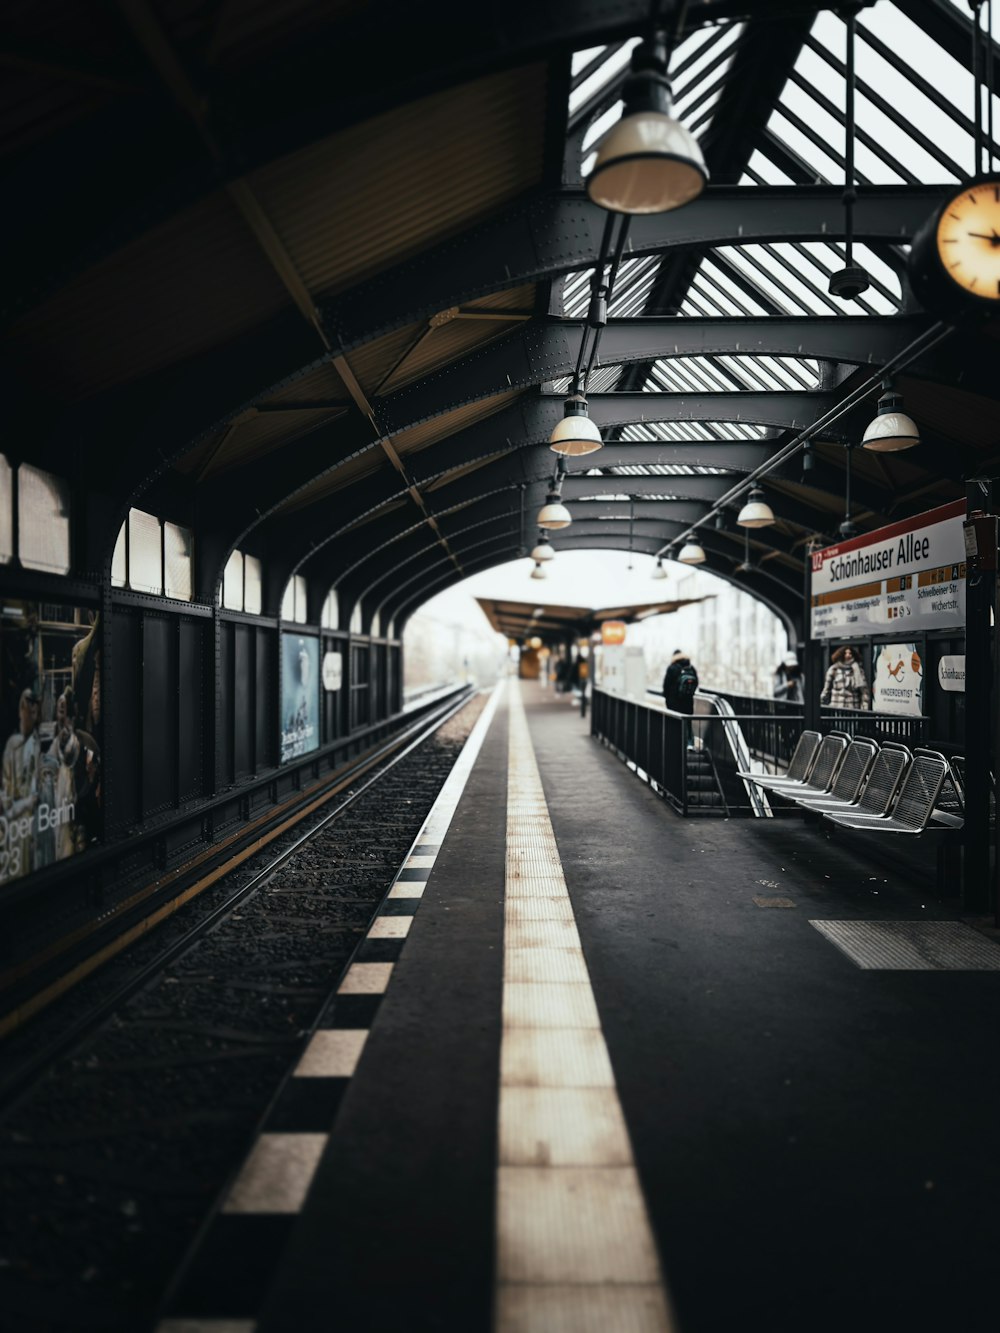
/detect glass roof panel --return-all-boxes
[621,421,765,442]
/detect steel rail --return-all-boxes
[0,685,476,1116]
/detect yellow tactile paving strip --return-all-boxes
[495,682,675,1333]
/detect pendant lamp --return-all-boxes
[862,381,920,452]
[537,489,572,530]
[737,486,775,528]
[549,394,603,456]
[530,561,547,580]
[530,535,555,562]
[736,527,754,574]
[678,540,706,564]
[586,35,708,215]
[650,558,668,580]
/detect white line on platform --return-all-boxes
[294,1029,368,1078]
[221,1133,327,1214]
[495,682,675,1331]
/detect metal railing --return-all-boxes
[592,688,804,816]
[820,707,928,745]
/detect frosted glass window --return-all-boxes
[281,578,295,621]
[244,555,262,615]
[164,522,193,601]
[370,611,381,637]
[321,587,339,629]
[111,520,127,587]
[0,455,11,564]
[350,602,363,634]
[223,550,244,609]
[386,619,395,641]
[128,508,162,594]
[19,464,70,575]
[291,574,307,623]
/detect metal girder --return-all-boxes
[78,186,934,519]
[211,390,806,597]
[263,419,844,599]
[560,474,737,501]
[376,315,932,435]
[583,390,834,434]
[323,484,807,621]
[410,415,779,485]
[321,186,941,355]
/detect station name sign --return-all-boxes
[810,499,966,641]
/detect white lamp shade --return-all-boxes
[530,563,547,580]
[537,500,572,530]
[587,112,708,214]
[531,540,555,562]
[678,541,706,564]
[737,489,775,528]
[549,410,603,457]
[862,409,920,452]
[650,560,668,580]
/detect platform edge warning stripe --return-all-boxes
[155,683,503,1330]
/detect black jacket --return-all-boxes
[662,658,698,715]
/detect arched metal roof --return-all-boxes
[3,0,999,632]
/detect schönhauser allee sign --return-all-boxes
[810,499,966,641]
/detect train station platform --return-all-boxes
[160,680,1000,1333]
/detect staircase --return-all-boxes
[685,744,728,815]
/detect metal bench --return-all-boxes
[825,748,948,834]
[744,732,847,799]
[792,736,879,813]
[736,729,820,787]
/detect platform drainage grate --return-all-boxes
[810,920,1000,971]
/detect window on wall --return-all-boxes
[0,456,72,575]
[222,549,264,614]
[370,610,381,637]
[111,507,194,601]
[281,573,308,623]
[0,456,12,565]
[321,587,339,630]
[349,601,363,634]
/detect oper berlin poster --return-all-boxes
[0,602,102,889]
[810,500,966,642]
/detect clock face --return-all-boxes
[936,183,1000,299]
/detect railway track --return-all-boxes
[0,686,484,1332]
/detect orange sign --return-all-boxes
[601,620,626,645]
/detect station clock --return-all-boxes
[908,177,1000,320]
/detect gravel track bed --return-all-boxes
[0,694,486,1332]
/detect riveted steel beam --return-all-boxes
[375,314,932,435]
[322,185,941,353]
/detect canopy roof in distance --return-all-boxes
[476,595,714,641]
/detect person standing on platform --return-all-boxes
[773,652,804,705]
[663,649,699,746]
[820,645,870,710]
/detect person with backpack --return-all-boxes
[663,650,700,746]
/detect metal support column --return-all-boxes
[803,553,822,735]
[963,480,996,912]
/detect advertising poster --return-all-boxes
[0,602,102,889]
[872,642,924,716]
[811,500,966,641]
[281,632,320,763]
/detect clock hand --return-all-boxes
[966,231,1000,246]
